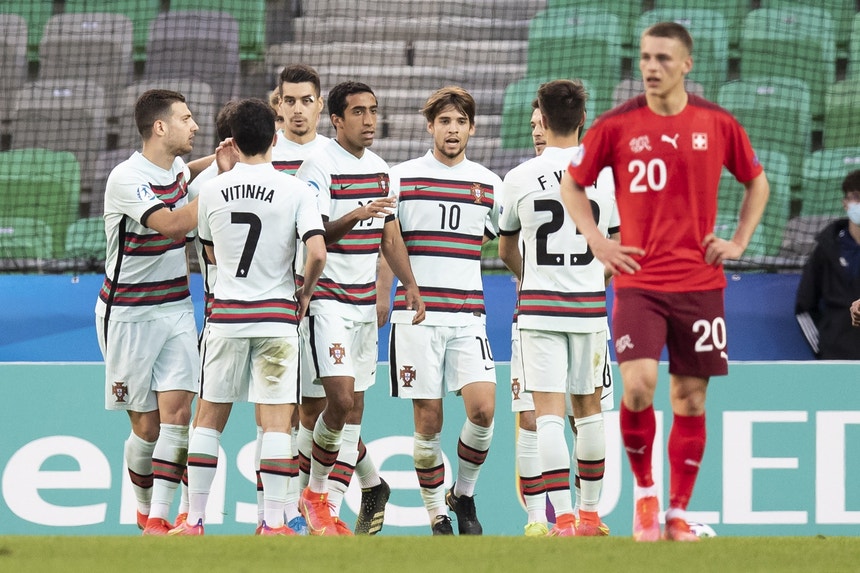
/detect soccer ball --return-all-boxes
[687,522,717,538]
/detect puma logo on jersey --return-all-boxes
[615,334,634,354]
[661,133,679,149]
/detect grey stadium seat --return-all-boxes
[0,14,27,123]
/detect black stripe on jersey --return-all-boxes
[308,315,321,379]
[302,229,325,243]
[389,324,399,397]
[139,203,164,229]
[102,215,128,342]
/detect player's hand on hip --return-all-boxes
[702,233,742,266]
[594,237,643,275]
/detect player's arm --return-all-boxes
[323,196,396,244]
[560,171,643,275]
[380,219,425,324]
[702,171,770,265]
[144,196,198,241]
[203,243,216,265]
[498,231,522,281]
[604,230,621,286]
[376,253,395,328]
[296,233,327,321]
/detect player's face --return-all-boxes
[530,107,546,156]
[429,105,474,163]
[639,34,692,100]
[279,81,323,138]
[333,91,378,155]
[163,101,198,157]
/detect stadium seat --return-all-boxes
[87,149,138,218]
[0,14,27,123]
[10,79,106,187]
[38,13,134,105]
[63,0,161,62]
[501,77,594,149]
[717,77,811,191]
[739,6,836,119]
[266,41,409,82]
[714,149,791,259]
[0,0,52,62]
[64,216,106,263]
[612,78,704,108]
[0,217,54,267]
[850,14,860,80]
[117,80,217,162]
[526,8,622,116]
[635,8,729,99]
[823,79,860,150]
[652,0,749,51]
[548,0,641,52]
[291,16,530,44]
[780,214,843,258]
[320,65,468,92]
[299,0,544,21]
[169,0,265,60]
[144,11,240,108]
[760,0,854,53]
[800,147,860,217]
[382,113,502,141]
[375,87,505,116]
[0,149,81,258]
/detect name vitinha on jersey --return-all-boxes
[220,184,275,203]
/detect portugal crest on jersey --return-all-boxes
[471,182,484,203]
[378,173,390,194]
[329,343,346,364]
[112,381,128,403]
[400,365,416,387]
[511,377,521,400]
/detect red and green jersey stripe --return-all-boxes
[402,230,482,260]
[208,298,300,325]
[393,285,484,315]
[313,278,376,306]
[272,160,302,175]
[330,173,389,200]
[517,289,606,319]
[329,227,384,255]
[122,232,186,257]
[99,275,190,306]
[398,177,494,208]
[151,173,187,206]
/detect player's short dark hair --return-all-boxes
[279,63,321,97]
[215,100,239,141]
[537,79,588,137]
[229,98,276,157]
[134,89,186,140]
[842,170,860,196]
[531,98,539,111]
[642,21,694,54]
[422,86,475,125]
[327,81,376,119]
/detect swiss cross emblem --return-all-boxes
[692,132,708,150]
[511,378,521,400]
[400,365,416,387]
[471,182,483,203]
[112,381,129,403]
[378,173,390,193]
[329,343,346,364]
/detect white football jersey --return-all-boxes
[295,139,391,322]
[96,151,194,321]
[272,132,330,175]
[389,150,501,327]
[500,146,619,333]
[187,161,219,318]
[197,162,324,337]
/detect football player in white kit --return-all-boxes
[170,98,327,536]
[296,81,425,536]
[97,89,222,535]
[499,80,619,537]
[379,86,501,536]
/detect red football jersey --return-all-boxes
[568,94,763,292]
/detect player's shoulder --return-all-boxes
[686,93,734,118]
[361,146,390,171]
[390,154,425,176]
[593,94,649,127]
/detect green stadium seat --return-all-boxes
[64,217,106,262]
[547,0,642,50]
[0,0,52,62]
[0,14,27,122]
[63,0,161,62]
[612,78,704,108]
[526,8,622,116]
[0,217,53,262]
[652,0,749,51]
[717,77,811,191]
[800,147,860,217]
[823,79,860,150]
[635,8,729,99]
[501,77,595,150]
[0,149,81,258]
[739,6,836,119]
[849,14,860,81]
[169,0,266,60]
[714,150,791,258]
[761,0,855,53]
